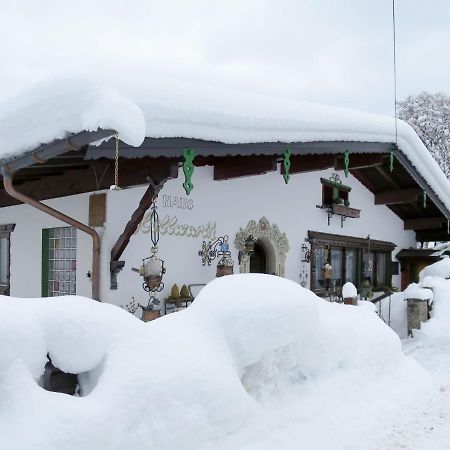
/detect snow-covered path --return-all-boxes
[370,342,450,449]
[370,278,450,450]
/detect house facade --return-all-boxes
[0,148,433,310]
[0,81,449,312]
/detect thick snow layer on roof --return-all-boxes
[1,77,450,213]
[0,79,145,160]
[129,80,450,214]
[0,274,429,450]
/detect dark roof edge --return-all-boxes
[394,147,450,219]
[0,128,116,175]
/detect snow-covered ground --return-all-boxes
[1,273,450,449]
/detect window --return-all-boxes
[0,224,15,295]
[308,231,394,295]
[321,177,351,207]
[376,252,387,285]
[330,248,342,288]
[345,248,358,283]
[42,227,77,297]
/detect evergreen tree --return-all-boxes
[398,92,450,177]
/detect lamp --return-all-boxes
[132,202,166,321]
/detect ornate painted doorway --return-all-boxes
[234,217,289,277]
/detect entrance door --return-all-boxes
[250,241,268,274]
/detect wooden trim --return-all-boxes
[41,228,49,297]
[214,156,277,180]
[308,230,396,251]
[284,155,336,174]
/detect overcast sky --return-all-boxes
[1,0,449,115]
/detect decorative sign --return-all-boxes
[162,195,194,210]
[138,213,216,240]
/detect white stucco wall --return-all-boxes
[1,165,416,306]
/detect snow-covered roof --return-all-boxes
[1,77,450,214]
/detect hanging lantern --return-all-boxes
[132,200,166,321]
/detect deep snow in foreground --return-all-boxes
[0,274,446,450]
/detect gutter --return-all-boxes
[3,172,101,300]
[0,129,116,301]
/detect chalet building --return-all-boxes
[0,81,449,311]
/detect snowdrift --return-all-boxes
[0,274,428,450]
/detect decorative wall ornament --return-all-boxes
[199,235,235,277]
[182,148,196,195]
[137,214,217,240]
[283,148,291,184]
[162,194,194,210]
[343,149,350,177]
[234,217,289,277]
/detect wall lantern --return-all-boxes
[301,242,311,263]
[132,203,166,321]
[199,235,235,277]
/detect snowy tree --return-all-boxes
[398,92,450,177]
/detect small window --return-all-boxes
[42,227,77,297]
[321,177,351,207]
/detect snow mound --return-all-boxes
[404,283,434,302]
[419,256,450,281]
[0,78,145,159]
[342,281,357,298]
[0,275,428,450]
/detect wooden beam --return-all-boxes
[350,168,377,192]
[110,183,158,265]
[214,156,276,180]
[416,229,450,242]
[373,164,400,189]
[375,188,422,205]
[283,154,336,175]
[404,217,446,231]
[334,154,386,171]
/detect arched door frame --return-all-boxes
[234,217,289,277]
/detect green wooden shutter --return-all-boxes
[41,229,49,297]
